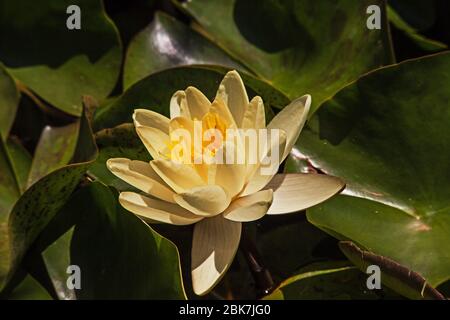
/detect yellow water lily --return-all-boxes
[107,70,344,295]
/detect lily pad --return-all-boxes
[38,183,186,299]
[263,261,385,300]
[124,11,244,89]
[93,66,288,131]
[288,52,450,288]
[88,123,150,190]
[0,0,122,116]
[0,108,97,292]
[0,66,20,140]
[181,0,394,111]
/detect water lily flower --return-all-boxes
[107,70,344,295]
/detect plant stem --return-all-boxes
[240,227,275,298]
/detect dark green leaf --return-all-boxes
[124,11,244,89]
[263,261,384,300]
[289,52,450,288]
[88,123,150,190]
[0,0,122,116]
[93,66,288,131]
[181,0,394,112]
[339,241,445,299]
[40,183,186,299]
[0,65,20,140]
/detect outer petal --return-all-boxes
[265,173,345,215]
[135,125,170,160]
[191,216,242,295]
[267,94,311,161]
[223,189,273,222]
[215,70,249,127]
[119,192,203,225]
[240,129,287,196]
[174,185,230,217]
[185,86,210,120]
[241,96,266,130]
[133,109,170,134]
[107,158,175,203]
[150,159,205,193]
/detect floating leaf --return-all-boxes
[0,0,122,116]
[0,65,19,140]
[287,52,450,288]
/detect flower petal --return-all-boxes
[170,90,189,119]
[215,70,249,127]
[267,94,311,161]
[214,142,246,198]
[265,173,345,215]
[185,86,210,120]
[135,125,170,160]
[174,185,230,217]
[150,159,205,193]
[223,189,273,222]
[133,109,170,134]
[191,216,241,295]
[240,129,287,196]
[119,192,203,225]
[107,158,175,203]
[242,96,266,130]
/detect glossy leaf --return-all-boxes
[289,52,450,288]
[27,122,80,187]
[0,0,122,116]
[0,109,97,292]
[339,241,445,300]
[88,123,150,190]
[0,65,20,140]
[263,261,385,300]
[7,274,52,300]
[5,137,32,194]
[93,66,288,131]
[40,183,186,299]
[181,0,394,111]
[124,11,244,89]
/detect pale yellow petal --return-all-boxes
[107,158,175,203]
[133,109,170,134]
[170,90,190,119]
[214,142,246,198]
[150,159,205,193]
[191,216,241,295]
[241,129,287,196]
[119,192,203,225]
[242,96,265,129]
[267,94,311,161]
[215,70,249,127]
[265,173,345,215]
[185,86,210,120]
[223,189,273,222]
[209,98,237,129]
[174,185,230,217]
[135,125,170,160]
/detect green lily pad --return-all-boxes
[0,108,97,292]
[27,122,80,187]
[288,52,450,289]
[124,11,244,89]
[339,241,445,299]
[0,0,122,116]
[93,66,288,131]
[263,261,386,300]
[7,274,52,300]
[388,5,447,52]
[39,183,186,299]
[88,123,150,190]
[0,66,20,141]
[181,0,394,111]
